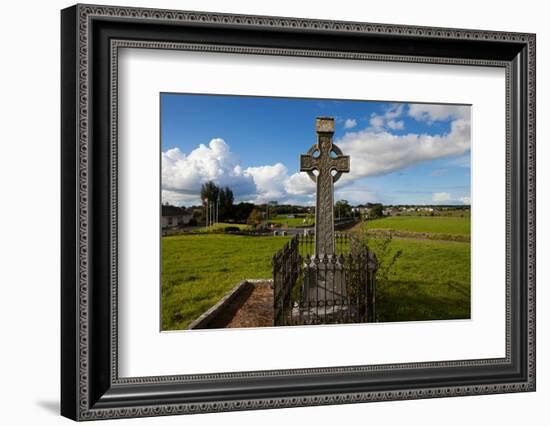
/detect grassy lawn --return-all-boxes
[360,215,471,321]
[162,215,471,330]
[191,222,251,233]
[162,234,290,330]
[269,214,314,228]
[366,215,470,235]
[371,238,471,322]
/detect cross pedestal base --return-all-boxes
[299,258,352,321]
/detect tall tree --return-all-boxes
[218,186,234,220]
[335,199,352,218]
[246,208,264,227]
[232,202,255,223]
[368,204,384,219]
[200,181,219,204]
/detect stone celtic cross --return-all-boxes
[300,117,350,257]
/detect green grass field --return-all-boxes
[372,238,470,322]
[268,214,313,228]
[162,214,471,329]
[359,215,470,320]
[366,216,470,235]
[162,234,290,330]
[197,222,250,232]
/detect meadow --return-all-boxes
[358,215,471,321]
[162,234,289,330]
[194,222,250,232]
[371,238,470,321]
[365,216,470,235]
[162,213,471,329]
[268,214,314,228]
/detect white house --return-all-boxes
[161,205,193,229]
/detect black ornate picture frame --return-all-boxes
[61,4,536,421]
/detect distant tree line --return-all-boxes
[265,204,312,215]
[368,203,384,219]
[335,200,354,218]
[199,181,264,224]
[200,181,236,221]
[174,181,471,225]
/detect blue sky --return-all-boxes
[161,93,471,207]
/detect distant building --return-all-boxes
[354,205,371,216]
[161,205,192,229]
[382,208,399,216]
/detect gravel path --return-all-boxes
[206,282,274,329]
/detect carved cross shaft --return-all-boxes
[300,117,350,257]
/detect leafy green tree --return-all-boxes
[218,186,234,220]
[192,209,204,225]
[246,208,264,227]
[200,181,219,205]
[335,199,352,218]
[232,202,255,223]
[368,204,384,219]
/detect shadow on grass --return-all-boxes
[376,280,470,323]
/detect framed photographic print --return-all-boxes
[61,4,536,421]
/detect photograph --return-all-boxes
[160,94,472,330]
[58,3,536,420]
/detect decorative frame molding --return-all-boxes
[61,4,535,421]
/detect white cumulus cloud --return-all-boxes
[384,104,404,120]
[162,103,471,206]
[243,163,289,203]
[431,192,471,205]
[336,117,470,179]
[408,104,469,122]
[161,189,203,206]
[162,139,315,205]
[368,104,406,132]
[344,118,357,129]
[387,119,404,130]
[285,172,316,196]
[161,138,257,204]
[369,114,385,130]
[432,192,451,202]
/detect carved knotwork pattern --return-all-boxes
[300,130,349,256]
[335,156,349,171]
[300,155,314,170]
[317,152,335,255]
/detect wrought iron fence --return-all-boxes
[272,234,377,326]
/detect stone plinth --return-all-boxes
[299,256,351,321]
